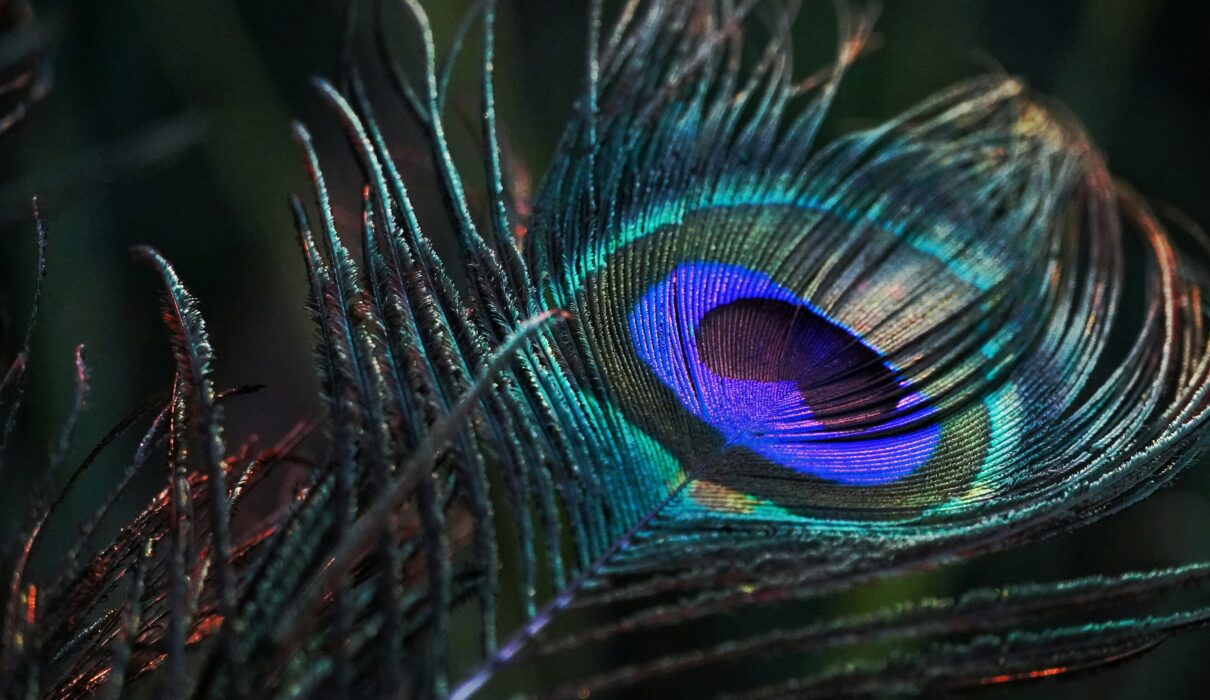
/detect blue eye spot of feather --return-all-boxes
[628,262,941,486]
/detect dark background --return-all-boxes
[1,0,1209,696]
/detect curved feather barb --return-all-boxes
[3,1,1210,699]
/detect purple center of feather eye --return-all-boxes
[628,262,940,486]
[696,298,904,430]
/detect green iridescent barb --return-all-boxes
[3,1,1210,698]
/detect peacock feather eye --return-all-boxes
[632,261,943,486]
[561,190,1011,517]
[525,40,1132,530]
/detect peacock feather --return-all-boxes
[3,1,1210,698]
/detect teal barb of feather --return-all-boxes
[10,1,1210,699]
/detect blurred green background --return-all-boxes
[1,0,1209,696]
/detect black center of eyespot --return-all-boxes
[696,298,904,430]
